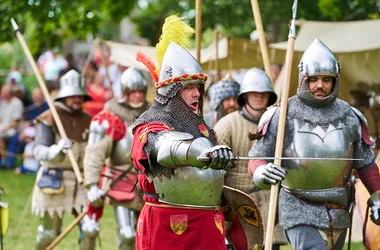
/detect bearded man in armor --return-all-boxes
[248,39,380,250]
[131,15,236,250]
[214,68,287,250]
[204,74,239,128]
[32,70,92,250]
[81,67,149,250]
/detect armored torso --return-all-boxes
[282,119,353,190]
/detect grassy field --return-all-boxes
[0,169,366,250]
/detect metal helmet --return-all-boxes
[155,42,207,104]
[237,68,277,107]
[297,39,341,107]
[55,70,91,101]
[209,73,240,111]
[120,67,148,95]
[298,38,340,83]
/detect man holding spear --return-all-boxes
[249,38,380,249]
[32,70,92,249]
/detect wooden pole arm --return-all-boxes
[250,0,273,82]
[11,19,83,184]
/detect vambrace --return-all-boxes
[33,144,65,163]
[151,131,214,169]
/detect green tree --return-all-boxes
[132,0,380,45]
[0,0,137,51]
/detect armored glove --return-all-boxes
[46,138,72,161]
[82,214,100,237]
[87,185,105,207]
[253,163,287,190]
[199,145,235,170]
[368,191,380,225]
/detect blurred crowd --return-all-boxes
[0,47,379,174]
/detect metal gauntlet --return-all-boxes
[368,191,380,225]
[152,131,214,169]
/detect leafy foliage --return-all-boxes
[132,0,380,45]
[0,0,137,50]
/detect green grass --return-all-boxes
[0,170,118,250]
[0,170,367,250]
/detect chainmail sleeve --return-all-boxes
[248,108,293,160]
[348,111,375,169]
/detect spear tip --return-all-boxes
[10,18,19,31]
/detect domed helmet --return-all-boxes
[155,42,207,104]
[209,73,240,111]
[120,67,148,95]
[237,68,277,107]
[297,38,341,106]
[55,70,91,101]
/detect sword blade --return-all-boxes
[198,156,363,162]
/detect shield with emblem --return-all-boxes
[170,214,188,235]
[223,186,264,250]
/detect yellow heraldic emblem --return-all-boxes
[214,213,224,234]
[138,127,149,143]
[237,205,259,228]
[170,214,188,235]
[198,124,209,138]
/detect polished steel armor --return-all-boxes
[87,120,133,166]
[153,166,224,208]
[55,69,91,101]
[120,67,148,95]
[298,39,340,82]
[157,42,204,96]
[151,131,225,207]
[237,68,277,106]
[283,119,353,189]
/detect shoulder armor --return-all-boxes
[350,106,375,146]
[92,110,126,141]
[88,119,110,145]
[257,106,278,134]
[258,106,278,128]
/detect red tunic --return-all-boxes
[132,123,226,250]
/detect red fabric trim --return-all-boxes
[92,110,126,140]
[86,203,104,221]
[131,123,170,173]
[357,163,380,194]
[248,160,268,176]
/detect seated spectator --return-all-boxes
[15,126,38,174]
[83,61,112,116]
[0,84,24,169]
[24,87,49,126]
[6,70,31,107]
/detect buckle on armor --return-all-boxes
[143,192,164,199]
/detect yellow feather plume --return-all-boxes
[155,15,195,74]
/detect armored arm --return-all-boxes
[84,119,113,187]
[33,122,72,162]
[151,131,235,170]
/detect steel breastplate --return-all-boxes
[282,119,353,190]
[153,167,224,208]
[111,126,133,166]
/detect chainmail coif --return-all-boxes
[134,92,216,178]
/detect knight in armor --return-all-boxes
[214,68,287,250]
[131,15,235,250]
[81,67,150,250]
[204,74,239,128]
[32,70,92,250]
[248,39,380,249]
